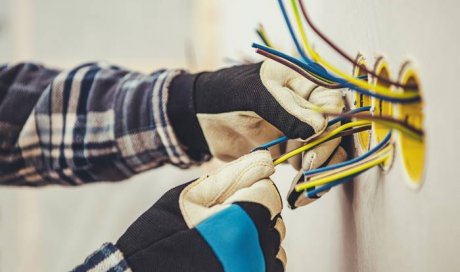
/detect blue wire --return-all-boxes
[252,136,289,151]
[253,43,420,104]
[327,106,371,126]
[277,0,349,84]
[252,42,342,85]
[252,106,372,152]
[306,173,358,198]
[266,0,421,103]
[303,130,392,176]
[277,0,314,65]
[303,130,393,198]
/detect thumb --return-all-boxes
[180,150,275,226]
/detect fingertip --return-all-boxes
[276,247,287,271]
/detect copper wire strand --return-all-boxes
[297,0,418,90]
[256,48,342,89]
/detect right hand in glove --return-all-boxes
[168,59,346,209]
[167,59,344,162]
[116,150,286,272]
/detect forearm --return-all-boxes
[0,62,207,186]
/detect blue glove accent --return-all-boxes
[196,204,265,272]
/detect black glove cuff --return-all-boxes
[167,72,210,161]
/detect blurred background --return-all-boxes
[1,0,460,271]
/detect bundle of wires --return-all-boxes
[251,0,424,197]
[300,131,393,198]
[253,106,423,155]
[253,107,396,198]
[252,0,421,103]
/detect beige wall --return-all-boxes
[1,0,459,271]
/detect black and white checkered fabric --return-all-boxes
[0,62,200,186]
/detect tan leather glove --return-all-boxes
[116,150,286,271]
[168,59,345,162]
[286,146,348,209]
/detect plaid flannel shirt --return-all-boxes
[0,62,205,271]
[0,62,201,186]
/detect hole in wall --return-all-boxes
[352,54,371,153]
[398,64,425,188]
[372,57,394,171]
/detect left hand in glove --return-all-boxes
[167,60,344,162]
[116,150,286,272]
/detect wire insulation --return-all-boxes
[295,144,393,191]
[253,106,372,152]
[323,112,424,141]
[273,120,371,165]
[256,24,274,48]
[303,130,392,177]
[252,43,420,103]
[297,0,418,90]
[288,0,420,101]
[256,48,341,88]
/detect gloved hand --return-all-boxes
[168,59,344,162]
[282,96,347,208]
[286,145,348,209]
[116,150,286,272]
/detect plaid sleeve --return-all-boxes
[70,243,132,272]
[0,62,201,186]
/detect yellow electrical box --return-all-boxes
[353,55,371,152]
[372,58,394,170]
[397,64,425,188]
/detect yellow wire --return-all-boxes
[371,119,423,141]
[311,110,424,142]
[257,24,335,85]
[302,65,337,84]
[273,120,371,166]
[294,145,393,192]
[257,24,274,48]
[290,0,419,100]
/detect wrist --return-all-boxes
[167,72,210,161]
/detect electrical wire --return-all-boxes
[256,48,342,88]
[297,145,393,193]
[295,144,393,191]
[253,106,372,152]
[252,43,419,104]
[256,23,274,48]
[287,0,420,101]
[303,130,392,177]
[305,173,356,198]
[253,43,336,84]
[323,111,424,141]
[272,0,420,103]
[305,146,385,180]
[253,136,289,152]
[273,120,371,165]
[334,125,371,138]
[306,141,392,180]
[327,106,371,126]
[297,0,418,90]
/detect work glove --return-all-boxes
[286,145,348,209]
[116,150,286,272]
[282,91,347,208]
[168,59,344,162]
